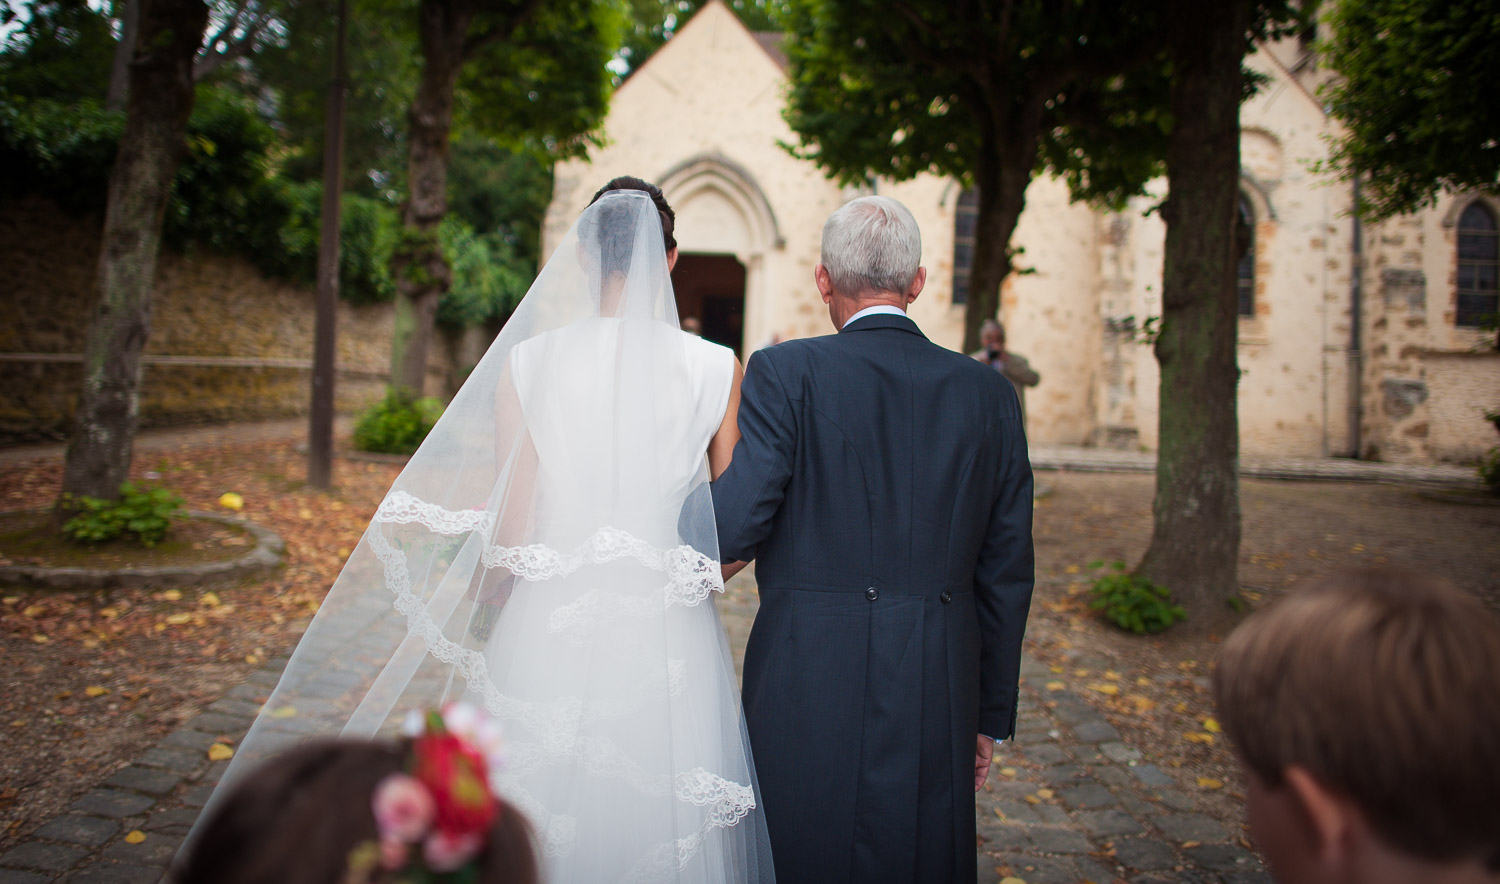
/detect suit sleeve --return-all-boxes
[973,412,1035,740]
[711,350,795,563]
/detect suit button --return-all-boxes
[940,591,953,604]
[865,587,879,601]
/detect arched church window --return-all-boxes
[1236,193,1256,318]
[1456,202,1498,328]
[951,188,978,305]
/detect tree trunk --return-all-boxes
[105,0,140,112]
[963,118,1041,354]
[389,0,470,396]
[1136,0,1248,631]
[58,0,208,509]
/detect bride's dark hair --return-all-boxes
[590,176,676,252]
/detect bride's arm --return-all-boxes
[707,355,744,480]
[709,356,746,583]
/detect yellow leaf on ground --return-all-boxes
[85,686,110,698]
[1103,670,1120,680]
[1049,665,1063,674]
[1035,788,1054,800]
[1183,732,1216,745]
[30,634,49,644]
[1072,668,1089,678]
[1197,778,1224,790]
[1136,677,1150,686]
[1024,795,1040,805]
[1202,718,1222,733]
[1064,564,1080,574]
[218,492,245,511]
[165,613,192,625]
[269,706,297,719]
[124,830,146,844]
[22,605,44,618]
[161,590,183,602]
[1001,878,1028,884]
[208,743,235,761]
[1046,681,1066,691]
[200,592,221,608]
[1127,695,1157,713]
[1087,683,1119,696]
[998,767,1017,778]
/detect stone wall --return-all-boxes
[0,197,456,444]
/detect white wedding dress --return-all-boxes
[186,192,774,883]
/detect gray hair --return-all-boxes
[820,196,922,296]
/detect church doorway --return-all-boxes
[672,253,746,356]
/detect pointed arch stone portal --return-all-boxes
[660,155,784,355]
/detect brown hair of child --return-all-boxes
[1212,567,1500,871]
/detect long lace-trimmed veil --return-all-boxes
[190,191,775,883]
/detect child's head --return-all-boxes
[1213,568,1500,883]
[176,721,536,884]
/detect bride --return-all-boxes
[189,179,775,883]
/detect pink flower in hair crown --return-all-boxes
[363,703,506,877]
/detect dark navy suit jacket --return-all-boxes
[712,312,1035,883]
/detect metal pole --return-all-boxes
[308,0,348,489]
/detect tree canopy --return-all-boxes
[1320,0,1500,218]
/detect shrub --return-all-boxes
[61,482,184,547]
[1087,560,1187,635]
[353,389,445,455]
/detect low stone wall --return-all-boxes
[0,197,454,444]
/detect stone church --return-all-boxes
[544,0,1500,465]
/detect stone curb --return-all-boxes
[0,512,284,591]
[1031,451,1478,489]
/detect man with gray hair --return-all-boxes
[971,318,1041,426]
[713,196,1035,882]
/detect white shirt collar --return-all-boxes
[842,304,907,329]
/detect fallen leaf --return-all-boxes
[1035,788,1054,800]
[1202,718,1222,733]
[1197,778,1224,790]
[85,686,110,698]
[1182,840,1202,848]
[125,830,146,844]
[165,613,193,626]
[1088,683,1120,696]
[31,634,49,644]
[1046,681,1066,691]
[208,743,235,761]
[998,767,1016,777]
[161,590,183,602]
[218,492,245,511]
[200,592,221,608]
[269,706,297,719]
[22,605,44,618]
[1136,677,1150,686]
[1000,878,1028,884]
[1183,732,1216,745]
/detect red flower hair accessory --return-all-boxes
[365,703,505,877]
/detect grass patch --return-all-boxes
[0,510,255,570]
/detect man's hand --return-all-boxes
[721,560,749,582]
[974,734,995,791]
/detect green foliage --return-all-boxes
[353,389,445,454]
[437,217,532,326]
[1478,449,1500,494]
[1319,0,1500,219]
[615,0,784,80]
[274,181,403,305]
[0,96,124,212]
[453,0,623,162]
[163,86,292,258]
[60,482,184,547]
[1087,560,1186,635]
[779,0,1171,204]
[0,0,115,101]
